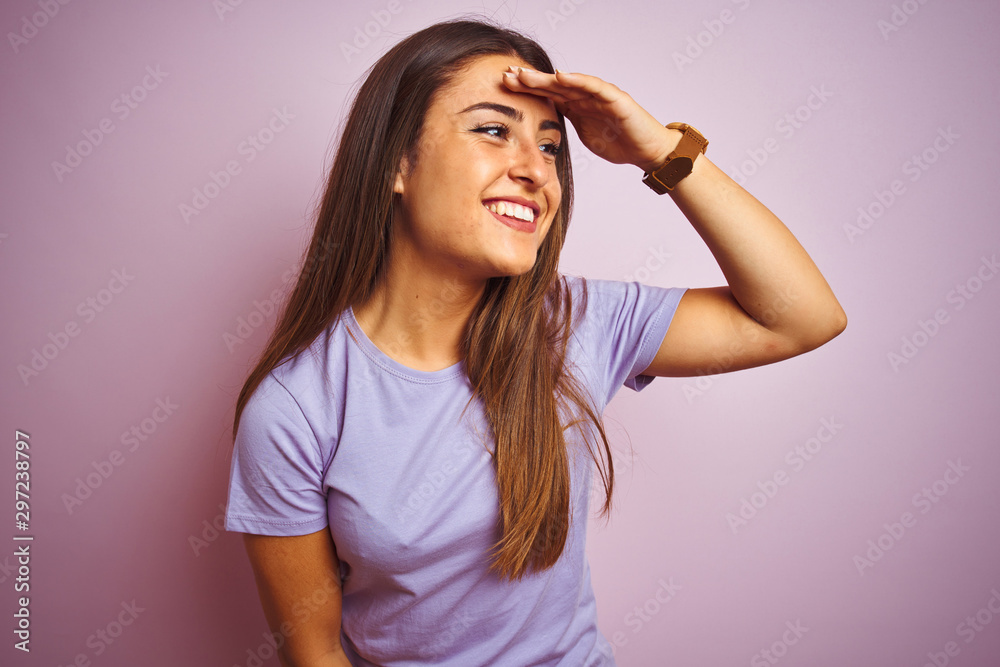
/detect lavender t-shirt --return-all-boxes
[225,275,686,666]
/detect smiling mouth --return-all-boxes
[483,201,537,233]
[483,199,537,223]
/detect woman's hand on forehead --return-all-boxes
[502,65,677,172]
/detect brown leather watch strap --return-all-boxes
[669,122,709,157]
[642,123,709,194]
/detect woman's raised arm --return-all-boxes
[503,66,847,376]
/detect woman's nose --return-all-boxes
[508,141,550,187]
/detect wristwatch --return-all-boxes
[642,123,709,194]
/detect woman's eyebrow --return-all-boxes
[458,101,562,134]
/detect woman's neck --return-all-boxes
[351,263,485,372]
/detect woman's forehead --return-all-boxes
[432,54,558,120]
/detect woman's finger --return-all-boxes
[502,72,579,102]
[522,68,625,105]
[508,68,584,97]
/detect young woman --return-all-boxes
[225,18,846,667]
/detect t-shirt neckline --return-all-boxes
[344,305,466,383]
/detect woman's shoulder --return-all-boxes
[244,314,351,423]
[556,272,658,321]
[554,272,688,366]
[558,271,686,308]
[557,271,634,299]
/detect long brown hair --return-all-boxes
[233,18,614,581]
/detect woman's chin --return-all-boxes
[490,256,539,278]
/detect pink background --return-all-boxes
[2,1,999,665]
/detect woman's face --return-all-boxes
[392,53,564,281]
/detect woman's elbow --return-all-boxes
[826,303,848,340]
[801,303,848,352]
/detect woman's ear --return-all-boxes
[393,155,410,195]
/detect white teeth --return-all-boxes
[486,200,536,223]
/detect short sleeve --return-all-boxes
[225,373,330,536]
[568,276,687,408]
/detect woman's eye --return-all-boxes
[475,124,509,139]
[540,142,562,157]
[473,124,560,157]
